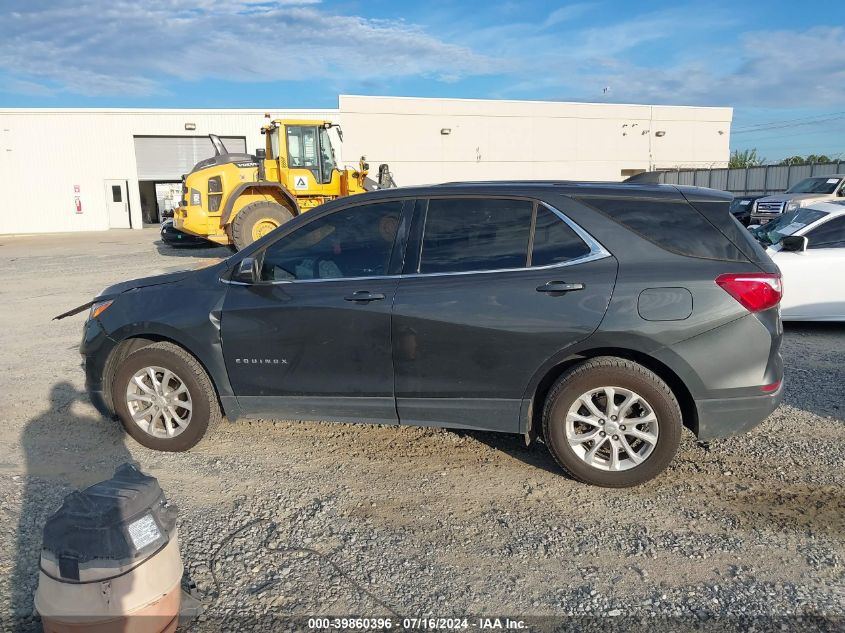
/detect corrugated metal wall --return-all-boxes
[658,162,845,195]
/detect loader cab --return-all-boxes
[265,120,341,188]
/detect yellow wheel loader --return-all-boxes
[172,119,395,250]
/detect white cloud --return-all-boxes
[0,0,496,97]
[3,0,844,114]
[464,6,845,111]
[573,26,845,107]
[542,3,595,29]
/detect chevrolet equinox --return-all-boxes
[73,182,784,487]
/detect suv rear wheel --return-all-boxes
[542,356,682,487]
[112,342,220,451]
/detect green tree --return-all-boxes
[779,154,833,166]
[729,148,765,168]
[807,154,832,164]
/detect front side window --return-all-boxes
[268,128,281,161]
[286,126,318,171]
[319,127,336,183]
[805,216,845,249]
[419,199,533,274]
[260,201,402,282]
[786,177,842,195]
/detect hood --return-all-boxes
[757,193,830,204]
[99,259,224,297]
[54,262,224,321]
[97,268,195,298]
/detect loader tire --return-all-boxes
[230,201,293,250]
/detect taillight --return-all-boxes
[715,273,782,312]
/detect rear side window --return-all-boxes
[530,204,591,266]
[579,197,745,261]
[692,199,770,264]
[419,198,532,273]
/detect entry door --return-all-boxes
[221,199,407,424]
[392,197,618,433]
[104,180,130,228]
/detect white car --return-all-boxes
[750,201,845,321]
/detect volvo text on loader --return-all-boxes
[172,119,395,250]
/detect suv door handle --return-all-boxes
[536,281,585,294]
[344,291,386,303]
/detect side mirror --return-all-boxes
[837,188,845,197]
[781,235,808,252]
[232,257,260,283]
[255,148,266,159]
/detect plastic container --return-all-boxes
[34,463,183,633]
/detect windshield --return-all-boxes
[750,208,828,246]
[786,177,842,194]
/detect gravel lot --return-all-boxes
[0,229,842,632]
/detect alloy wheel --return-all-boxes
[125,365,193,438]
[565,386,659,471]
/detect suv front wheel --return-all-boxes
[543,356,682,487]
[112,342,221,451]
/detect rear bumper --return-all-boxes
[695,382,783,441]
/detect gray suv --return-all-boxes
[76,182,784,487]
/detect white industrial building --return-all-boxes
[0,95,732,235]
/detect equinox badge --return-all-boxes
[234,358,288,365]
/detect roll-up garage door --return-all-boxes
[133,136,247,180]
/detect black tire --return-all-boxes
[112,342,221,452]
[230,201,293,251]
[542,356,682,487]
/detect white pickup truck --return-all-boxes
[751,174,845,224]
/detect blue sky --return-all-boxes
[1,0,843,161]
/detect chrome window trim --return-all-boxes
[541,201,611,260]
[221,201,612,286]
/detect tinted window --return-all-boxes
[419,198,532,273]
[693,199,769,264]
[580,196,744,261]
[530,205,591,266]
[112,185,122,202]
[260,201,402,281]
[806,216,845,249]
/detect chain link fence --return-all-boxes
[657,162,845,195]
